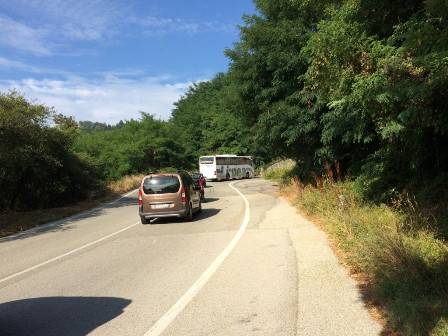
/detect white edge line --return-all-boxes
[1,189,139,241]
[0,190,139,280]
[144,181,250,336]
[0,221,139,283]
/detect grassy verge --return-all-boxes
[0,175,143,238]
[265,165,448,336]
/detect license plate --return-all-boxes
[152,204,170,209]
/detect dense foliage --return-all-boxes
[0,91,99,211]
[73,113,184,181]
[2,0,447,212]
[169,72,262,163]
[227,0,448,205]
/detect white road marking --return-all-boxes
[0,222,139,284]
[144,182,250,336]
[0,189,140,283]
[0,189,139,242]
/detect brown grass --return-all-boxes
[278,181,392,333]
[0,174,143,238]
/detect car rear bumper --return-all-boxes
[139,207,188,219]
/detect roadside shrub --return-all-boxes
[266,166,448,336]
[263,161,297,184]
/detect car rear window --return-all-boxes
[142,175,180,194]
[191,177,200,187]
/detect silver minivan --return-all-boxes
[138,171,202,224]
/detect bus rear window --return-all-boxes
[200,157,214,164]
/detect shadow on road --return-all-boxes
[201,197,219,203]
[0,296,131,336]
[147,208,221,225]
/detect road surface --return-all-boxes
[0,178,381,335]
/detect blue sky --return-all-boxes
[0,0,257,124]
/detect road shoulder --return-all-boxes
[263,197,383,335]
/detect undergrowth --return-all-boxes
[266,164,448,336]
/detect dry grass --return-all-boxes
[272,166,448,336]
[0,174,143,238]
[108,174,143,194]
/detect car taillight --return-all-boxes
[181,187,186,202]
[138,188,143,205]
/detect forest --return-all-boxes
[1,0,447,215]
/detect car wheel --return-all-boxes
[184,203,193,222]
[141,216,150,224]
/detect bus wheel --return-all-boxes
[226,173,230,180]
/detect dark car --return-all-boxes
[138,171,202,224]
[191,172,206,188]
[191,173,205,201]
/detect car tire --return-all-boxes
[141,216,150,224]
[184,203,193,222]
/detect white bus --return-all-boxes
[199,155,254,181]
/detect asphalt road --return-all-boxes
[0,178,382,335]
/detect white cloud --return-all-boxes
[0,75,194,124]
[0,56,72,75]
[0,15,53,55]
[0,0,237,56]
[0,0,123,57]
[128,15,236,36]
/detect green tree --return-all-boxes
[225,0,333,174]
[74,113,184,179]
[170,73,251,164]
[78,120,112,133]
[304,0,448,200]
[0,90,99,211]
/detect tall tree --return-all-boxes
[304,0,448,200]
[0,90,99,211]
[225,0,333,172]
[170,73,251,164]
